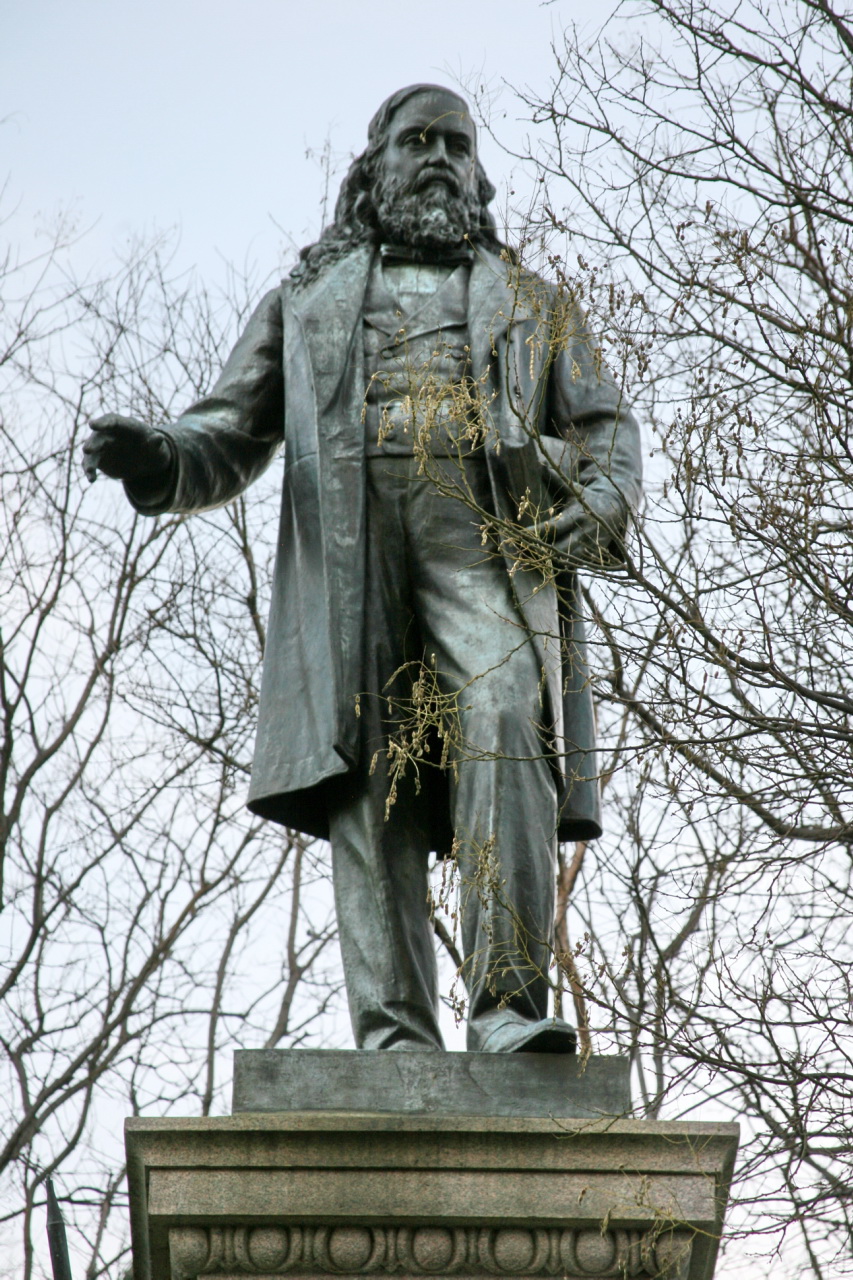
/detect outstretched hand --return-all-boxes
[82,415,172,484]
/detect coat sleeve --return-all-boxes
[125,287,285,515]
[540,296,643,564]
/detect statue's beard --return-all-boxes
[373,170,477,247]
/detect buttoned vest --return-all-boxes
[362,260,474,456]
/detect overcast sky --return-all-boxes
[3,0,610,287]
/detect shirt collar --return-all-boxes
[379,241,474,268]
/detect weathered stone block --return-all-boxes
[232,1050,631,1119]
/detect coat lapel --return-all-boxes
[467,249,515,377]
[289,248,374,767]
[292,246,372,416]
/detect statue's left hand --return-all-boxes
[536,489,628,569]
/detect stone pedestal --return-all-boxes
[125,1052,738,1280]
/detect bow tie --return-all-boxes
[380,242,474,268]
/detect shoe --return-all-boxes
[474,1015,577,1054]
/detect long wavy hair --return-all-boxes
[291,84,511,287]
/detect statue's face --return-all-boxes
[373,90,479,247]
[380,89,477,202]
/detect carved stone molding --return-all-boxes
[169,1224,693,1280]
[126,1108,737,1280]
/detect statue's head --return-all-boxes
[293,85,504,284]
[365,85,484,248]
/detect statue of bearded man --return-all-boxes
[83,85,642,1054]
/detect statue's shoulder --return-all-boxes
[286,245,373,313]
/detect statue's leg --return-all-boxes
[326,457,443,1052]
[328,771,443,1051]
[409,457,573,1052]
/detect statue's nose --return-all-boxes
[426,135,449,163]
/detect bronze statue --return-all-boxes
[83,85,642,1054]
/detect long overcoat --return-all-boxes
[130,245,642,844]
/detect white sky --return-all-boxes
[3,0,608,285]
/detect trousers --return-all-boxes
[326,455,559,1051]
